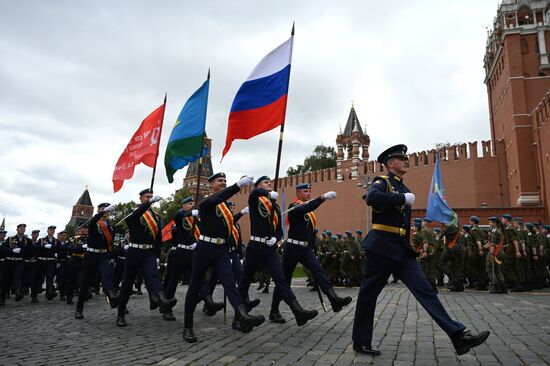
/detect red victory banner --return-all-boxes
[112,103,166,192]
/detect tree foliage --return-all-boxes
[286,144,336,176]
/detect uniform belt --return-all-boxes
[37,257,57,261]
[177,244,195,250]
[287,238,308,246]
[118,256,125,260]
[25,259,36,263]
[199,235,225,245]
[6,257,23,261]
[372,224,407,237]
[129,243,153,250]
[87,248,108,254]
[72,253,84,258]
[250,236,268,244]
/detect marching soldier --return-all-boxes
[182,173,265,343]
[469,216,487,290]
[501,214,526,292]
[526,223,544,289]
[441,225,464,292]
[75,203,119,319]
[420,218,438,292]
[433,227,445,286]
[2,224,32,302]
[117,189,177,327]
[352,144,489,356]
[24,229,40,297]
[57,231,70,301]
[238,176,317,326]
[270,183,352,317]
[487,217,507,294]
[33,225,60,302]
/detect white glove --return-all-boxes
[269,191,279,200]
[322,191,337,200]
[44,244,52,249]
[404,193,416,206]
[240,207,249,215]
[191,209,199,217]
[124,244,129,250]
[104,205,115,212]
[156,258,160,269]
[56,263,61,269]
[236,176,254,187]
[150,195,162,203]
[54,253,58,258]
[109,259,116,266]
[12,248,21,254]
[266,237,277,246]
[190,243,197,250]
[82,244,88,249]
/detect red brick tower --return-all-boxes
[182,136,213,197]
[68,187,94,228]
[336,105,370,182]
[484,0,550,208]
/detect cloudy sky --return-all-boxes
[0,0,499,233]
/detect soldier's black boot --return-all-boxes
[116,313,127,327]
[15,289,24,302]
[262,283,269,294]
[232,313,242,331]
[66,296,74,305]
[236,304,265,333]
[158,291,177,314]
[452,329,490,355]
[31,295,39,303]
[244,297,260,311]
[183,313,197,343]
[163,311,176,321]
[326,288,352,312]
[0,296,4,306]
[269,311,286,324]
[290,299,318,326]
[149,292,160,310]
[203,294,224,316]
[106,290,119,309]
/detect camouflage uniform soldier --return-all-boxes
[420,218,438,292]
[440,225,464,292]
[462,225,478,289]
[320,232,334,285]
[514,219,534,290]
[433,227,445,286]
[486,217,507,294]
[542,225,550,286]
[501,214,527,292]
[469,216,487,290]
[525,223,543,289]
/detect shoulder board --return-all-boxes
[372,175,393,192]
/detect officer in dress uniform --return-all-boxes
[270,183,352,316]
[117,189,177,327]
[352,144,489,356]
[74,203,119,319]
[182,173,265,343]
[238,176,318,326]
[32,225,60,302]
[0,229,7,306]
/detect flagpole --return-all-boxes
[191,69,210,231]
[272,22,294,193]
[150,93,168,190]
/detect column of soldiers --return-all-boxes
[409,214,550,293]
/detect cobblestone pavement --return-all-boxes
[1,280,550,366]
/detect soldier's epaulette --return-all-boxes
[372,175,394,193]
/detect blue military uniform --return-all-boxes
[65,235,86,304]
[117,191,176,326]
[352,144,488,356]
[75,204,118,319]
[238,178,318,326]
[33,227,60,301]
[2,225,32,302]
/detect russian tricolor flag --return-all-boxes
[222,34,294,160]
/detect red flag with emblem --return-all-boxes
[112,103,166,192]
[161,219,175,243]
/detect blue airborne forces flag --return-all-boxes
[426,154,458,226]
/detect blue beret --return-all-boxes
[502,214,512,220]
[356,230,363,235]
[422,218,432,223]
[533,222,541,228]
[413,218,422,223]
[377,144,408,165]
[139,188,153,196]
[326,231,332,235]
[17,223,26,228]
[331,236,338,240]
[181,196,194,204]
[470,216,480,224]
[208,172,226,182]
[525,223,533,229]
[336,233,342,238]
[488,216,498,222]
[47,225,56,230]
[434,227,441,233]
[254,176,270,187]
[345,231,352,235]
[98,202,110,209]
[543,225,550,230]
[296,183,311,190]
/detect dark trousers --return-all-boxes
[352,252,465,346]
[66,257,83,298]
[239,241,296,307]
[271,242,332,311]
[33,260,56,296]
[76,252,114,312]
[57,259,68,296]
[2,260,24,293]
[184,241,242,314]
[23,260,35,290]
[230,250,243,284]
[113,257,125,289]
[117,248,162,316]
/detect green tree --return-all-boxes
[287,144,336,176]
[110,201,138,235]
[158,188,192,225]
[64,224,75,238]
